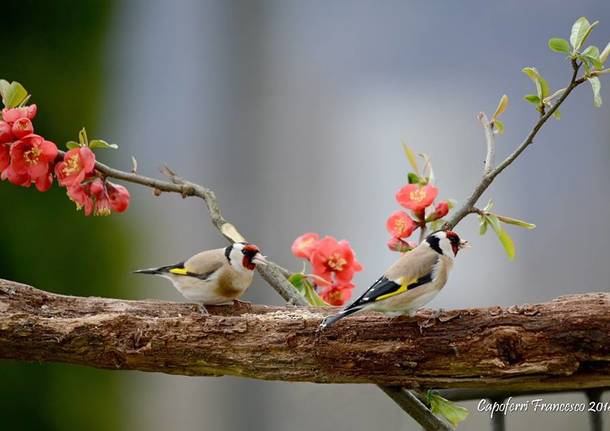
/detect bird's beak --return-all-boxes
[459,240,470,249]
[252,253,268,266]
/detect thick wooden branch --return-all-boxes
[1,279,609,391]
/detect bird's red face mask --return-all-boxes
[445,231,469,256]
[241,244,267,270]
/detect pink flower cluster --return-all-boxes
[386,183,450,252]
[0,105,57,191]
[292,233,363,305]
[55,147,129,216]
[0,103,130,216]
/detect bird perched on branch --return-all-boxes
[134,242,267,312]
[320,231,468,329]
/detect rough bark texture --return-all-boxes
[0,278,609,391]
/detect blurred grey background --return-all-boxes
[1,1,609,430]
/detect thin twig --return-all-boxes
[478,112,496,175]
[445,62,585,230]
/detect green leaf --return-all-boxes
[570,17,591,51]
[588,76,602,107]
[523,94,540,105]
[582,45,600,59]
[579,20,599,51]
[492,94,509,119]
[401,141,420,176]
[0,79,9,99]
[427,391,469,427]
[479,215,488,235]
[483,199,494,212]
[89,139,118,150]
[582,45,603,69]
[302,280,328,306]
[287,273,328,306]
[2,81,29,108]
[494,119,505,135]
[66,141,80,150]
[407,172,421,184]
[496,214,536,229]
[288,273,306,291]
[78,127,88,147]
[522,67,549,99]
[600,41,610,64]
[548,38,571,54]
[487,214,515,260]
[552,109,561,120]
[420,152,435,184]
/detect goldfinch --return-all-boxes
[134,242,267,309]
[320,231,468,329]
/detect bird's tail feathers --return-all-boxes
[319,306,363,330]
[133,265,177,276]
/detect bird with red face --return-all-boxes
[135,242,267,312]
[320,231,468,329]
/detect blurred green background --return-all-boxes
[0,2,130,430]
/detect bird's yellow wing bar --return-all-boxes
[374,277,414,301]
[169,267,188,275]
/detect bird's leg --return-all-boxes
[197,304,209,316]
[428,308,445,320]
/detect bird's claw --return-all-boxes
[197,304,209,316]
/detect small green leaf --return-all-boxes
[494,119,505,135]
[550,108,561,120]
[487,214,515,260]
[288,273,328,306]
[492,94,509,119]
[447,199,457,209]
[582,45,600,59]
[496,214,536,229]
[401,141,420,176]
[524,94,540,105]
[548,38,571,54]
[522,67,549,99]
[302,280,328,306]
[427,391,469,427]
[582,45,603,69]
[66,141,80,150]
[600,41,610,64]
[89,139,118,150]
[78,127,88,147]
[420,152,435,184]
[570,17,591,51]
[407,172,421,184]
[2,81,29,108]
[479,215,488,235]
[483,199,494,212]
[0,80,9,99]
[288,273,306,291]
[579,20,599,51]
[588,76,602,107]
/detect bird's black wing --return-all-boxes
[134,262,217,280]
[345,273,433,311]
